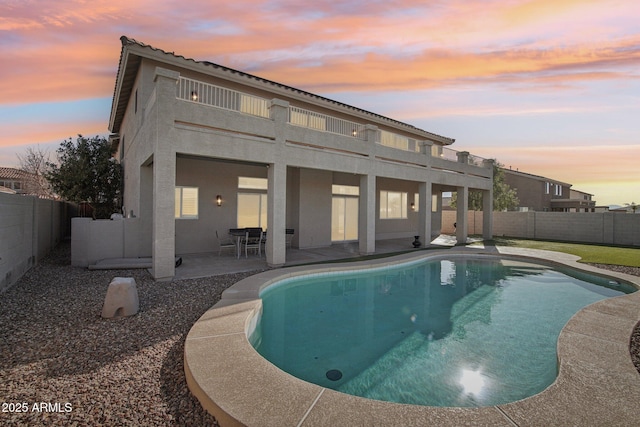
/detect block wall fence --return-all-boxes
[442,210,640,247]
[0,193,75,292]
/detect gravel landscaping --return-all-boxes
[1,243,639,426]
[0,242,263,426]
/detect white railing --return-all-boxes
[177,77,270,118]
[176,77,488,166]
[467,154,487,166]
[431,146,488,165]
[289,106,366,139]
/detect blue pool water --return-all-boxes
[251,256,635,407]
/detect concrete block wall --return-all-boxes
[442,210,640,247]
[611,214,640,246]
[0,193,72,293]
[441,210,485,236]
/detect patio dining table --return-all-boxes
[228,228,266,259]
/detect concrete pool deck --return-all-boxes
[184,247,640,426]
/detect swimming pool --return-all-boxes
[251,256,636,407]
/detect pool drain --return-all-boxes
[326,369,343,381]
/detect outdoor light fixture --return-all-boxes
[411,202,415,211]
[352,129,357,137]
[191,91,198,101]
[216,195,222,207]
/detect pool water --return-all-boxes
[251,257,635,407]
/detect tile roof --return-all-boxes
[0,167,31,180]
[502,167,572,187]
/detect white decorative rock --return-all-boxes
[101,277,139,318]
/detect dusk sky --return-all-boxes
[1,0,638,205]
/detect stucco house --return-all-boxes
[0,167,31,194]
[503,168,596,212]
[108,36,493,280]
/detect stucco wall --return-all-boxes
[71,217,143,267]
[0,193,72,292]
[442,210,640,246]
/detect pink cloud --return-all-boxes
[1,0,638,106]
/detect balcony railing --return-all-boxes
[434,146,459,162]
[177,77,270,118]
[289,106,367,139]
[176,77,488,167]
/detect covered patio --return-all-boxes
[172,235,479,280]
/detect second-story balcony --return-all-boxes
[176,76,491,177]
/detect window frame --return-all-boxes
[380,190,408,219]
[237,176,268,228]
[175,186,199,219]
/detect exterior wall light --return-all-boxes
[191,91,198,101]
[410,202,415,211]
[216,195,222,207]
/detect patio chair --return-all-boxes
[243,228,263,258]
[216,230,237,256]
[285,228,295,248]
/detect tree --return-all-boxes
[45,135,122,219]
[451,160,519,211]
[625,202,638,213]
[16,145,56,198]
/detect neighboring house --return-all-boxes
[502,169,596,212]
[108,37,493,280]
[0,167,31,195]
[0,167,54,198]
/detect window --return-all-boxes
[237,193,267,228]
[237,177,268,228]
[380,131,409,151]
[545,182,551,194]
[332,185,359,241]
[413,193,419,212]
[175,187,198,219]
[380,191,407,219]
[554,185,562,196]
[238,176,268,190]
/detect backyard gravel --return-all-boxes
[0,242,264,426]
[1,243,639,426]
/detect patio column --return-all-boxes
[483,188,493,240]
[267,161,286,267]
[418,181,432,246]
[151,67,179,280]
[482,159,495,241]
[359,173,375,255]
[456,186,468,245]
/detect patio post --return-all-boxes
[482,159,494,241]
[150,67,179,280]
[267,161,286,267]
[456,185,469,245]
[359,173,376,255]
[483,188,493,240]
[418,181,432,245]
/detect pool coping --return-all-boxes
[184,247,640,426]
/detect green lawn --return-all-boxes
[485,237,640,267]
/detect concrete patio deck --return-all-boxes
[173,235,471,280]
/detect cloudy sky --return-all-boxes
[1,0,638,205]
